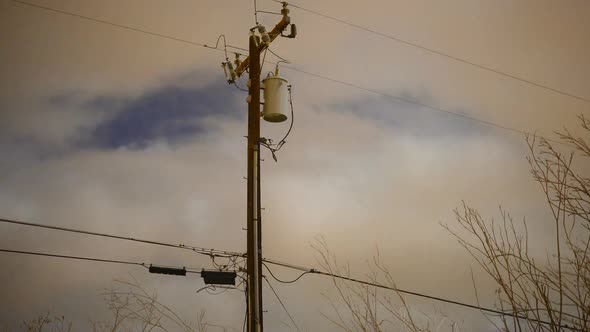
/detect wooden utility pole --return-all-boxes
[246,33,263,332]
[233,5,293,331]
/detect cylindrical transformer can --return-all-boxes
[262,75,289,123]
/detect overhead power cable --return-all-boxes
[0,217,243,259]
[273,0,590,105]
[10,0,246,57]
[261,258,582,331]
[11,0,566,146]
[0,213,580,330]
[0,248,201,274]
[263,262,309,283]
[263,277,302,332]
[274,63,566,145]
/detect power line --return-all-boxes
[261,258,582,331]
[12,0,208,48]
[275,63,563,144]
[0,217,243,259]
[274,0,590,105]
[267,48,289,63]
[7,2,585,328]
[263,262,309,284]
[0,248,201,274]
[10,0,247,59]
[264,276,302,332]
[11,0,566,146]
[0,248,144,267]
[1,213,581,330]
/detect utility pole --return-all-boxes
[246,33,263,332]
[230,4,295,331]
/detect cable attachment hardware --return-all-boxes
[258,25,271,45]
[233,53,241,70]
[280,2,290,16]
[221,61,237,83]
[278,3,296,38]
[281,24,297,38]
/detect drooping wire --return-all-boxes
[233,79,249,92]
[196,284,241,295]
[278,85,295,147]
[208,34,249,92]
[0,248,202,274]
[260,48,268,75]
[205,35,246,56]
[212,34,229,61]
[205,286,235,295]
[267,48,289,63]
[0,217,244,259]
[264,276,302,332]
[263,262,310,283]
[271,0,590,105]
[259,85,295,162]
[210,254,247,273]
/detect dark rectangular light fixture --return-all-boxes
[148,264,187,276]
[201,270,237,285]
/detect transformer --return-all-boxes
[262,74,289,123]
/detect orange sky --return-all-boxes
[0,0,589,330]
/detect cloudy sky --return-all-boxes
[1,0,589,330]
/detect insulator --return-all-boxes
[221,63,231,83]
[281,2,290,15]
[262,33,270,44]
[289,24,297,38]
[227,62,237,82]
[234,53,241,69]
[258,25,270,44]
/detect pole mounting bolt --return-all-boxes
[281,2,290,15]
[258,25,270,45]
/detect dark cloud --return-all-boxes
[81,81,244,149]
[324,92,500,139]
[0,76,246,176]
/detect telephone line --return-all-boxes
[0,217,243,258]
[264,277,302,332]
[262,258,582,331]
[10,0,246,56]
[275,63,564,145]
[12,0,564,146]
[274,0,590,105]
[0,248,202,274]
[0,214,579,330]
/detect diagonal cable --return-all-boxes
[262,258,583,331]
[0,248,202,274]
[11,0,569,146]
[264,276,302,332]
[0,217,243,258]
[274,0,590,105]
